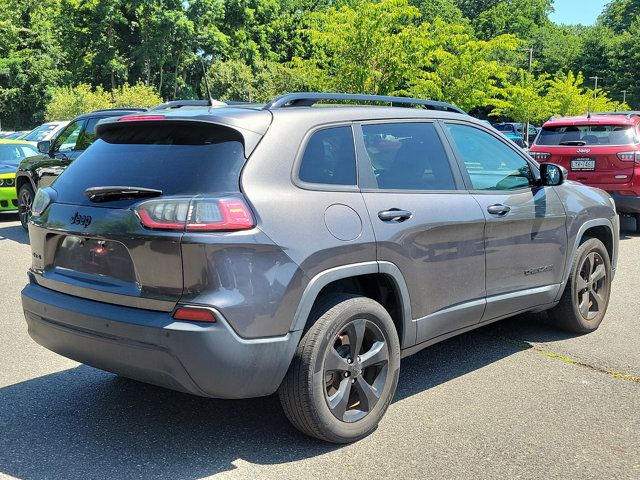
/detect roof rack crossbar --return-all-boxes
[263,92,465,114]
[594,111,640,117]
[150,99,227,111]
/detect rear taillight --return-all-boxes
[118,115,166,122]
[617,151,640,163]
[173,307,217,323]
[135,197,254,232]
[530,152,551,162]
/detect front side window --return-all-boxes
[298,126,357,185]
[445,123,533,191]
[54,120,86,153]
[362,122,455,191]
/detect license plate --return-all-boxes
[571,158,595,170]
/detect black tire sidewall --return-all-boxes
[568,238,612,331]
[307,297,400,442]
[18,184,34,230]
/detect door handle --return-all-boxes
[378,209,412,222]
[487,204,511,216]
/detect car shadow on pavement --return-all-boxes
[0,315,558,480]
[0,217,29,245]
[619,216,638,241]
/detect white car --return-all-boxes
[21,121,69,146]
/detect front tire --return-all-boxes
[548,237,612,333]
[279,294,400,443]
[635,214,640,234]
[18,183,35,230]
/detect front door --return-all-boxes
[443,122,567,321]
[357,121,486,346]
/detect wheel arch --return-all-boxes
[556,218,617,302]
[290,262,415,349]
[15,172,36,193]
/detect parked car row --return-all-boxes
[530,111,640,232]
[15,92,620,443]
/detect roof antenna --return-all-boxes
[200,57,216,107]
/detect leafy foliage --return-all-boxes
[1,0,638,129]
[45,83,163,120]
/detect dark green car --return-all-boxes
[15,108,144,229]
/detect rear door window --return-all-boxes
[52,123,247,206]
[361,122,456,191]
[536,125,638,146]
[298,126,357,185]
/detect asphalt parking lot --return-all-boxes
[0,213,638,480]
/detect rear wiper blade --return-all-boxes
[558,140,586,146]
[85,186,163,202]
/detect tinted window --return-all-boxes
[536,124,637,146]
[75,117,102,150]
[362,122,455,191]
[445,123,533,191]
[298,127,356,185]
[55,120,85,152]
[53,123,246,206]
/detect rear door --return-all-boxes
[356,121,486,345]
[29,121,249,312]
[443,122,567,321]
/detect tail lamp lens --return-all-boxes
[173,307,217,323]
[135,197,254,232]
[31,188,52,216]
[530,152,551,162]
[617,151,640,163]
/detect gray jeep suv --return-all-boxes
[21,93,619,443]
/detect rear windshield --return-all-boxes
[52,123,246,205]
[494,124,515,133]
[536,124,637,146]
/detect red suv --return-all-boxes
[530,112,640,232]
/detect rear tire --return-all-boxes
[279,294,400,443]
[635,214,640,234]
[548,237,611,333]
[18,183,35,230]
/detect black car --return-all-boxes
[15,108,145,229]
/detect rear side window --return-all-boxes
[52,123,246,206]
[362,122,456,191]
[75,117,102,150]
[298,126,356,185]
[536,124,638,146]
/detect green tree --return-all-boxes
[112,82,163,108]
[303,0,425,95]
[491,70,551,125]
[474,0,552,40]
[408,20,518,110]
[600,0,640,33]
[45,84,113,120]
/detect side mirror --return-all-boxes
[540,163,565,186]
[37,140,51,155]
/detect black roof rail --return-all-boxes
[594,111,640,117]
[263,92,466,114]
[150,99,227,111]
[90,107,147,113]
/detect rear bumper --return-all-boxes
[21,281,301,399]
[608,192,640,214]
